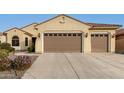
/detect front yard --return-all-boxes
[0,56,38,79]
[0,43,39,79]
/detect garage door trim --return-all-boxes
[43,32,83,53]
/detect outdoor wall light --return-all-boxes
[38,33,40,38]
[85,33,88,38]
[112,34,115,38]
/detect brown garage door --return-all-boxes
[116,35,124,52]
[91,34,108,52]
[44,33,82,52]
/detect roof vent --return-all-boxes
[59,17,65,24]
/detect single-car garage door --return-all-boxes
[91,34,108,52]
[44,33,82,52]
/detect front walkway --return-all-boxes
[22,53,124,79]
[15,52,41,56]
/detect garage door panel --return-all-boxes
[44,33,82,52]
[91,34,108,52]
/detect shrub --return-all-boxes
[0,58,11,71]
[0,55,32,71]
[27,46,34,52]
[0,49,9,58]
[0,43,11,48]
[11,56,32,70]
[0,43,15,52]
[8,47,15,52]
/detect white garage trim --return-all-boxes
[91,31,109,34]
[41,32,44,53]
[42,31,84,53]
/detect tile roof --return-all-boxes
[85,22,122,27]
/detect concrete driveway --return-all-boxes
[22,53,124,79]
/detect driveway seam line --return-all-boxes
[63,53,80,79]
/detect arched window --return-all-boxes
[25,37,28,46]
[12,36,19,46]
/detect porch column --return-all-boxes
[83,31,91,53]
[35,33,42,53]
[110,31,116,53]
[81,32,84,52]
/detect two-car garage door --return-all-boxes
[44,33,82,52]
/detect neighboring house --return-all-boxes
[4,28,33,50]
[3,14,122,53]
[0,32,6,43]
[116,29,124,52]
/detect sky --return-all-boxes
[0,14,123,32]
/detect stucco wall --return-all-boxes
[6,28,32,50]
[0,35,6,43]
[22,23,38,37]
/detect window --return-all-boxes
[78,34,81,36]
[91,34,94,37]
[73,34,76,36]
[25,37,28,46]
[63,34,67,36]
[95,34,99,37]
[100,34,103,37]
[104,34,108,37]
[12,36,19,46]
[49,34,53,36]
[68,34,71,36]
[58,34,62,36]
[44,33,48,36]
[54,34,57,36]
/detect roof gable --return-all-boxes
[35,14,122,29]
[35,14,91,28]
[4,28,33,36]
[21,23,38,36]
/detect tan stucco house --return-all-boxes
[2,14,122,53]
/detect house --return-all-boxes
[3,14,122,53]
[116,29,124,52]
[0,32,6,43]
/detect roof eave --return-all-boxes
[89,27,121,30]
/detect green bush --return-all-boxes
[0,43,11,48]
[0,49,9,58]
[27,46,34,52]
[8,47,15,52]
[0,43,15,52]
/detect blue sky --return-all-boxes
[0,14,123,32]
